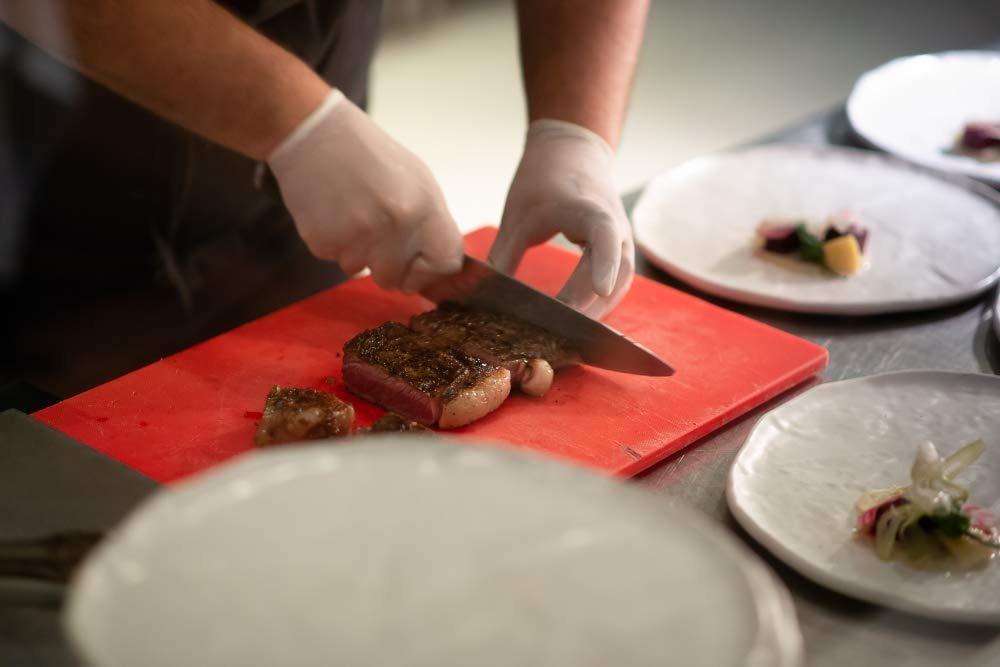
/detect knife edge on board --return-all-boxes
[419,255,674,377]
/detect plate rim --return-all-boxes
[845,49,1000,186]
[726,369,1000,625]
[632,142,1000,316]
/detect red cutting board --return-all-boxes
[35,227,827,483]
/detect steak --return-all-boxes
[355,413,433,435]
[342,322,510,429]
[409,303,580,397]
[254,386,355,447]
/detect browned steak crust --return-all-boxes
[254,386,355,447]
[355,413,432,435]
[409,303,580,370]
[343,322,499,402]
[342,322,511,428]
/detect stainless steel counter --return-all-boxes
[631,106,1000,667]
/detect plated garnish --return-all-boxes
[855,439,1000,570]
[756,211,869,276]
[954,121,1000,162]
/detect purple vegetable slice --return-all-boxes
[824,226,846,242]
[757,224,801,253]
[961,122,1000,151]
[846,225,869,253]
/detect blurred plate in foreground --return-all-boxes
[66,438,801,667]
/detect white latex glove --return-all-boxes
[488,119,634,319]
[267,90,464,292]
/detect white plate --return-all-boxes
[632,144,1000,315]
[727,371,1000,624]
[65,438,802,667]
[847,51,1000,186]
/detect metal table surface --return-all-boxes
[630,104,1000,667]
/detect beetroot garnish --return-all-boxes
[962,122,1000,150]
[846,225,869,253]
[759,225,801,253]
[824,226,846,242]
[857,496,906,534]
[965,505,998,533]
[857,507,879,534]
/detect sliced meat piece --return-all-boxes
[409,303,580,397]
[355,413,433,435]
[254,386,355,447]
[342,322,510,429]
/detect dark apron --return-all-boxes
[0,1,383,397]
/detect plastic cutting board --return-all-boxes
[35,227,828,483]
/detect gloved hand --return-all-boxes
[267,89,464,292]
[488,119,634,320]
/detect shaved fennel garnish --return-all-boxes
[855,439,998,569]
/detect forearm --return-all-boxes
[515,0,648,149]
[0,0,330,159]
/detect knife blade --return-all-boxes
[419,255,674,376]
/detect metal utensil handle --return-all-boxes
[0,532,103,582]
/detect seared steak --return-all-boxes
[342,322,510,429]
[254,386,355,446]
[409,303,580,396]
[355,413,433,435]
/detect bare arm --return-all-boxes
[0,0,330,159]
[515,0,649,148]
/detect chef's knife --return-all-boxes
[420,255,674,376]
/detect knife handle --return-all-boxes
[0,532,103,583]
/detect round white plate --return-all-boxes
[66,438,802,667]
[847,51,1000,186]
[727,370,1000,624]
[632,144,1000,315]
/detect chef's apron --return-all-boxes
[0,0,383,398]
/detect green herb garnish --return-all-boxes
[795,224,824,263]
[928,511,970,538]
